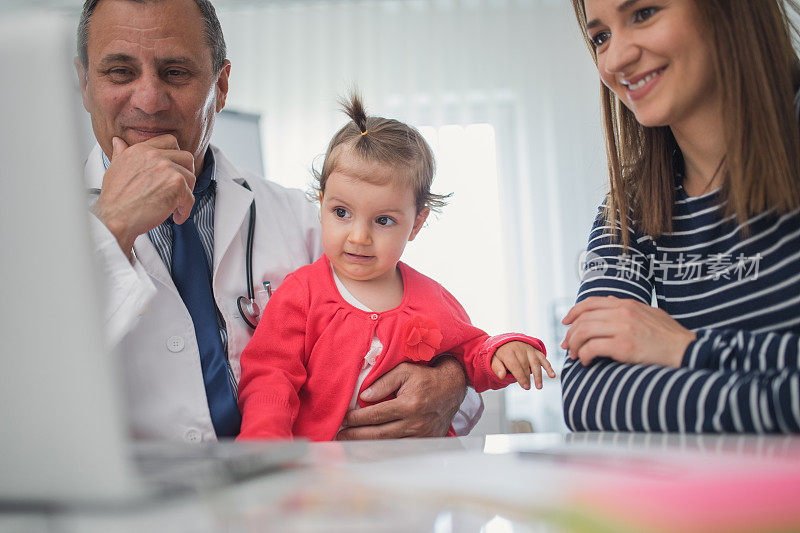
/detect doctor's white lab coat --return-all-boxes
[85,144,481,441]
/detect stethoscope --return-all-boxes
[90,180,265,330]
[235,180,263,330]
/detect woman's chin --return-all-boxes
[630,111,671,129]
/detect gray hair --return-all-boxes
[77,0,227,73]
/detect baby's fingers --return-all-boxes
[504,354,531,390]
[538,351,556,378]
[491,356,507,379]
[529,356,544,389]
[527,351,555,390]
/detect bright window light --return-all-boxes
[403,124,510,336]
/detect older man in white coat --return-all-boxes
[76,0,481,442]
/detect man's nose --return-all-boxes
[602,31,640,78]
[129,73,170,115]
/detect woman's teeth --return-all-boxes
[627,70,661,91]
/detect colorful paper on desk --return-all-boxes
[566,452,800,533]
[340,440,800,533]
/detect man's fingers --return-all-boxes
[111,136,129,160]
[360,365,407,402]
[343,361,462,440]
[171,165,197,225]
[142,133,181,151]
[141,134,194,174]
[159,149,196,175]
[112,135,194,176]
[341,399,402,428]
[173,198,195,225]
[336,419,409,441]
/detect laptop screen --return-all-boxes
[0,10,143,502]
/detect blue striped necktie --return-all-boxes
[171,156,241,438]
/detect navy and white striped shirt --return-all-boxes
[561,178,800,433]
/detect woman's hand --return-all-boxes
[561,296,696,368]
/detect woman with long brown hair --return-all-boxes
[561,0,800,432]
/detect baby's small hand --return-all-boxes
[491,341,556,390]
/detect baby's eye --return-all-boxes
[334,207,350,219]
[375,216,396,227]
[590,31,610,48]
[632,7,658,23]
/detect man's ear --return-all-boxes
[408,207,430,242]
[215,60,231,113]
[74,57,90,112]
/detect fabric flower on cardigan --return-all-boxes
[402,315,443,361]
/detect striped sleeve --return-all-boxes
[561,357,800,433]
[685,329,800,372]
[575,205,655,305]
[560,205,800,433]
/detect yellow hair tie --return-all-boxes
[361,130,368,136]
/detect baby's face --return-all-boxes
[320,158,427,285]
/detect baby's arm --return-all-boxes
[438,288,549,392]
[491,341,555,390]
[237,275,309,440]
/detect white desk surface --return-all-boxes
[4,432,800,533]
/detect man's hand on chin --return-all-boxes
[92,134,196,261]
[336,356,467,440]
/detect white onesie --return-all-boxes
[331,268,383,411]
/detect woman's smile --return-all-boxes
[588,0,719,129]
[622,67,666,101]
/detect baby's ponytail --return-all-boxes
[313,90,450,214]
[341,93,369,135]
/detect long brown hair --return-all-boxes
[571,0,800,247]
[314,92,449,214]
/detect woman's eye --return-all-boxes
[590,31,610,48]
[334,207,350,219]
[375,216,396,227]
[632,7,657,23]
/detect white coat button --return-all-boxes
[184,429,201,442]
[370,313,379,320]
[166,336,185,353]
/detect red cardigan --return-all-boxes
[237,256,545,441]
